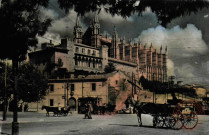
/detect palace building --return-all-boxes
[29,13,167,82]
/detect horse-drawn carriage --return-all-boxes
[133,100,201,129]
[42,106,71,117]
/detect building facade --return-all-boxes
[28,71,140,113]
[29,13,167,82]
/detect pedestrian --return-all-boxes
[84,103,88,119]
[87,103,92,119]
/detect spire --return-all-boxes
[74,15,83,43]
[93,12,99,23]
[106,32,108,39]
[165,46,167,53]
[114,25,117,34]
[144,43,147,48]
[113,25,118,40]
[150,43,152,49]
[75,15,81,27]
[160,45,162,53]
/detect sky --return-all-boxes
[38,0,209,86]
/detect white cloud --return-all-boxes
[39,7,58,21]
[204,14,208,18]
[136,24,208,58]
[175,64,195,79]
[135,24,208,84]
[167,59,174,76]
[36,32,61,49]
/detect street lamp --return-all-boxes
[0,60,8,121]
[82,76,85,98]
[66,79,69,106]
[12,59,19,135]
[3,60,7,121]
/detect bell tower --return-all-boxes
[110,26,119,59]
[90,12,101,48]
[73,16,83,43]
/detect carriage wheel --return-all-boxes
[165,116,175,128]
[156,116,165,128]
[183,111,198,129]
[171,113,184,130]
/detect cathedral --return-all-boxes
[27,13,168,111]
[72,13,167,82]
[29,13,167,82]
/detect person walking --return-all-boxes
[87,103,92,119]
[84,102,92,119]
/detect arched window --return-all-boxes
[58,58,63,66]
[93,61,95,68]
[82,48,85,54]
[75,47,79,53]
[88,61,91,67]
[88,49,91,55]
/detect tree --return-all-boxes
[104,63,116,73]
[17,63,48,103]
[57,0,208,27]
[0,1,51,132]
[0,0,51,61]
[0,62,48,103]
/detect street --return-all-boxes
[1,112,209,135]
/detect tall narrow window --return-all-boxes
[92,83,96,91]
[71,84,75,92]
[82,48,85,54]
[92,50,96,56]
[50,99,54,106]
[75,47,79,53]
[93,62,95,68]
[49,84,54,92]
[58,58,63,66]
[75,59,78,65]
[116,80,118,85]
[88,49,91,55]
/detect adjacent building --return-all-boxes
[28,71,141,112]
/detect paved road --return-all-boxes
[0,112,209,135]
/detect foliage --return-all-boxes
[18,63,48,103]
[108,87,119,105]
[139,76,197,99]
[58,0,208,27]
[104,63,116,73]
[0,62,48,103]
[0,0,51,61]
[0,61,13,101]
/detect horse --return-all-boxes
[131,98,172,127]
[106,104,116,115]
[60,106,72,116]
[98,106,106,115]
[42,105,60,117]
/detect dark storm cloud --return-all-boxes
[87,7,159,39]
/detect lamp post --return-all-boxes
[12,58,19,135]
[82,76,85,98]
[3,60,7,121]
[66,79,69,106]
